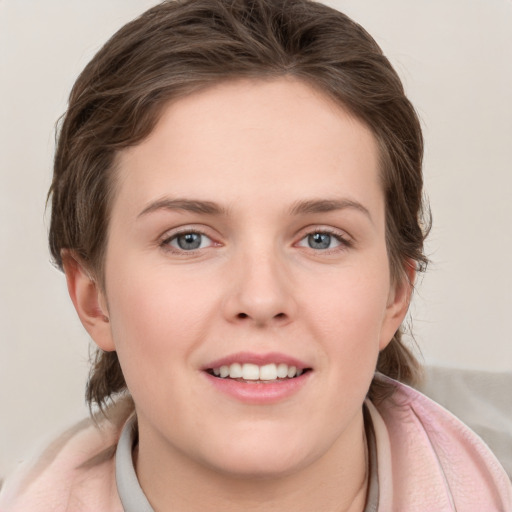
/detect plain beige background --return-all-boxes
[1,0,511,478]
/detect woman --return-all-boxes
[1,1,510,510]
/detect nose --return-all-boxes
[222,247,296,327]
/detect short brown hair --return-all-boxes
[48,0,430,411]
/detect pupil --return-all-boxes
[178,233,202,250]
[308,233,331,250]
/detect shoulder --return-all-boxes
[0,397,134,512]
[368,375,512,512]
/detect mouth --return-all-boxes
[206,362,312,383]
[202,352,313,403]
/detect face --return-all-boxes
[73,78,410,479]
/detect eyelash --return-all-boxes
[296,228,353,253]
[159,227,353,255]
[160,228,215,254]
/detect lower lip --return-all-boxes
[203,372,311,404]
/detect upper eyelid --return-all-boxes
[294,227,355,252]
[159,225,215,241]
[166,230,211,242]
[159,229,217,255]
[157,224,353,247]
[158,227,215,252]
[296,225,352,240]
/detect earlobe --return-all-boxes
[61,250,115,352]
[379,260,416,350]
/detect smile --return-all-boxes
[202,353,312,404]
[208,362,308,381]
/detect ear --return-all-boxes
[379,260,416,350]
[61,250,115,352]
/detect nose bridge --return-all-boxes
[224,237,294,325]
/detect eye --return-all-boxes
[297,230,349,251]
[164,231,214,252]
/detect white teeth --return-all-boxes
[242,363,260,380]
[211,362,306,380]
[276,363,288,379]
[259,363,277,381]
[229,363,243,378]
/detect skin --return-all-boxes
[64,78,413,512]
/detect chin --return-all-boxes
[198,433,318,480]
[208,455,310,481]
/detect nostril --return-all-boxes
[234,312,287,321]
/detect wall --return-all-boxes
[1,0,511,479]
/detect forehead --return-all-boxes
[113,78,383,220]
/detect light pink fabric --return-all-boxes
[1,380,510,511]
[0,412,125,512]
[367,376,512,511]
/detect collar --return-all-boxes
[115,411,379,512]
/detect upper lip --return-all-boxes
[203,351,311,371]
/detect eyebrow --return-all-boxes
[137,196,372,223]
[137,198,228,218]
[289,198,373,223]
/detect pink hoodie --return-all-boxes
[1,378,510,511]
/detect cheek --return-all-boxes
[104,261,219,380]
[302,259,391,375]
[110,273,207,343]
[104,278,208,416]
[304,260,391,334]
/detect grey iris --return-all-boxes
[177,233,202,250]
[308,233,331,249]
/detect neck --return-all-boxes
[134,410,369,512]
